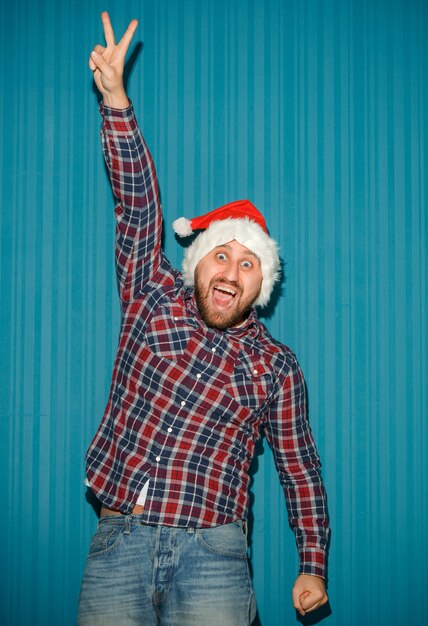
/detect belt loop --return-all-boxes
[123,515,132,536]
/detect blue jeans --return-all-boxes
[78,515,257,625]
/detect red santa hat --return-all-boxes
[172,200,280,307]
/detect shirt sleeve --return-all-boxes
[100,101,173,302]
[264,355,330,579]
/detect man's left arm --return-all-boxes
[264,354,330,615]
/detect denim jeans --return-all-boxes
[78,515,257,625]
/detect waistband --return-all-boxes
[97,514,246,535]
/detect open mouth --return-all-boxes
[212,285,238,309]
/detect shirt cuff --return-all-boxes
[299,547,327,580]
[99,99,137,134]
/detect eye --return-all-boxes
[216,252,228,261]
[241,260,253,269]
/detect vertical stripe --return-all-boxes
[1,0,427,624]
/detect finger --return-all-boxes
[90,51,114,80]
[89,44,106,70]
[301,592,328,613]
[101,11,116,46]
[303,598,324,613]
[116,19,138,57]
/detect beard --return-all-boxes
[194,274,260,330]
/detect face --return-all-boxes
[194,240,263,330]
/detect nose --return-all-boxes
[221,260,239,282]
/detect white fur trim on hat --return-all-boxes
[181,217,280,307]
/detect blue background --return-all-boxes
[1,0,427,624]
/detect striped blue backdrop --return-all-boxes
[1,0,427,624]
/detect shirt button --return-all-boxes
[174,316,179,321]
[196,373,201,379]
[211,347,216,352]
[167,427,172,433]
[155,456,161,462]
[253,369,258,375]
[181,400,186,407]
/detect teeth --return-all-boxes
[215,286,236,296]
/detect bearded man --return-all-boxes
[78,12,330,626]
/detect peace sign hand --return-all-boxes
[89,12,138,109]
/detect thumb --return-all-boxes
[301,589,326,612]
[300,591,313,609]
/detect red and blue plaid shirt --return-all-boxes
[85,103,330,578]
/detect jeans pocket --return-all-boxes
[196,521,248,559]
[87,520,123,559]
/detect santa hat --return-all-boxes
[172,200,280,307]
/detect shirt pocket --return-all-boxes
[144,309,193,361]
[225,354,273,410]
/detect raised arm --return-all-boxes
[89,13,168,302]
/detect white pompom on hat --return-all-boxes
[172,199,280,307]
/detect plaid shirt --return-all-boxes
[85,103,330,578]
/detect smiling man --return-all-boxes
[78,13,330,626]
[194,239,262,329]
[174,202,278,330]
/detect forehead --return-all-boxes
[213,240,258,258]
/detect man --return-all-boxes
[78,12,329,626]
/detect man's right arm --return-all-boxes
[99,101,163,301]
[90,12,167,301]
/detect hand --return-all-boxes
[89,11,138,109]
[292,574,328,616]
